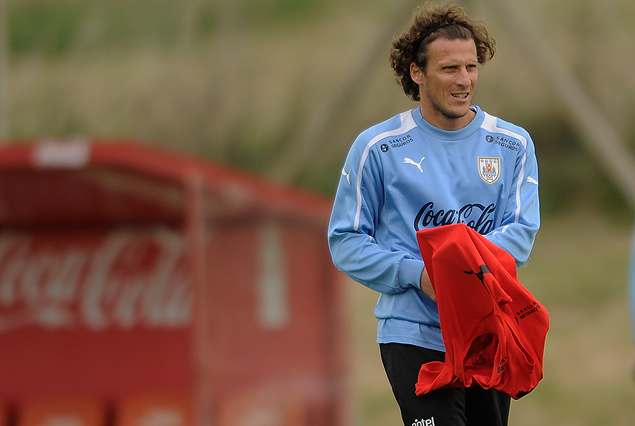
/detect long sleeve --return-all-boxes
[484,128,540,266]
[328,128,424,295]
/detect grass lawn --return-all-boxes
[351,214,635,426]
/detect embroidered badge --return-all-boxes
[478,157,501,184]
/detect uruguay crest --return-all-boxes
[478,157,501,184]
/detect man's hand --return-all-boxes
[420,267,437,303]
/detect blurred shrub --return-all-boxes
[10,1,85,55]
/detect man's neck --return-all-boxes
[420,107,476,131]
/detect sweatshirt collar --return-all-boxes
[412,106,484,141]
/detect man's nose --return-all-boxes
[456,68,472,86]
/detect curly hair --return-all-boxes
[390,2,496,101]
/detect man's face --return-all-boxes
[411,37,479,131]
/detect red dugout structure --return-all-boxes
[0,140,351,426]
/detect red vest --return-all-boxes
[415,224,549,399]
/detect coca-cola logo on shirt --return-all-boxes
[0,229,193,332]
[414,202,496,234]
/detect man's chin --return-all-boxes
[445,105,471,119]
[443,108,471,120]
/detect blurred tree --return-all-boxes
[484,0,635,212]
[267,0,423,183]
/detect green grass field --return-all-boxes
[351,214,635,426]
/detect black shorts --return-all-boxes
[380,343,510,426]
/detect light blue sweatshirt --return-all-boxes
[328,106,540,351]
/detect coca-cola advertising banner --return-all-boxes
[0,228,193,332]
[0,227,194,400]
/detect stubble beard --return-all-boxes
[425,87,470,121]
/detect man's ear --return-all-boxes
[410,62,424,84]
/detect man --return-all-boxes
[327,3,540,425]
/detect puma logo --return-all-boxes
[404,157,425,173]
[341,167,351,185]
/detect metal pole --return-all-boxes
[186,173,215,426]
